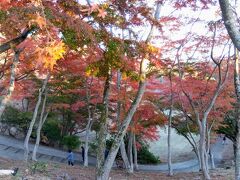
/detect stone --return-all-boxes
[57,173,72,180]
[9,127,17,137]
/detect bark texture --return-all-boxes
[0,50,21,118]
[133,133,138,170]
[116,70,131,171]
[219,0,240,51]
[32,91,48,161]
[127,131,134,173]
[99,81,146,180]
[0,27,36,54]
[84,78,93,167]
[23,74,49,161]
[234,49,240,180]
[168,73,173,176]
[219,1,240,179]
[96,2,162,179]
[96,72,111,180]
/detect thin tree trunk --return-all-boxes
[167,108,173,176]
[32,90,48,161]
[0,50,21,119]
[32,112,48,161]
[209,149,215,169]
[84,78,93,167]
[207,121,215,170]
[167,73,173,176]
[96,2,162,179]
[98,80,146,180]
[186,123,201,170]
[133,133,138,170]
[84,116,93,167]
[199,119,210,180]
[180,132,201,170]
[23,74,50,161]
[120,141,130,169]
[116,70,131,171]
[127,131,134,172]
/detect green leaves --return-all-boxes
[62,28,78,50]
[0,10,7,22]
[62,135,81,150]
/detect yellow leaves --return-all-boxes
[85,68,91,76]
[147,44,158,53]
[30,0,42,6]
[85,66,99,77]
[35,41,66,70]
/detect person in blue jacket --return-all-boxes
[67,149,74,166]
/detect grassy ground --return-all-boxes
[0,157,234,180]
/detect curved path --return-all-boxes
[0,135,233,172]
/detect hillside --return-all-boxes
[0,157,234,180]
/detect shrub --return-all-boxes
[42,119,61,144]
[2,106,33,134]
[62,135,81,150]
[137,145,160,164]
[29,162,48,175]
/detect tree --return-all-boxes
[24,74,50,161]
[218,1,240,179]
[97,2,162,179]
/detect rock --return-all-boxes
[3,129,9,136]
[57,173,72,180]
[0,123,8,133]
[9,127,17,137]
[16,131,25,139]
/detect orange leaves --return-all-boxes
[97,8,107,18]
[81,3,107,18]
[35,41,66,70]
[28,13,46,29]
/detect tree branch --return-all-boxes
[0,27,36,54]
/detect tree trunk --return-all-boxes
[116,70,131,171]
[167,109,173,176]
[84,117,92,167]
[133,133,138,170]
[98,80,146,180]
[207,121,215,170]
[96,2,162,179]
[84,78,93,167]
[234,49,240,180]
[127,132,134,173]
[199,119,210,180]
[32,112,48,161]
[176,122,201,171]
[96,72,111,180]
[32,91,48,161]
[0,27,36,54]
[218,0,240,51]
[218,2,240,177]
[120,141,131,170]
[168,73,173,176]
[209,150,215,169]
[0,50,21,119]
[23,74,49,161]
[236,118,240,180]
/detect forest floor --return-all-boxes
[0,157,234,180]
